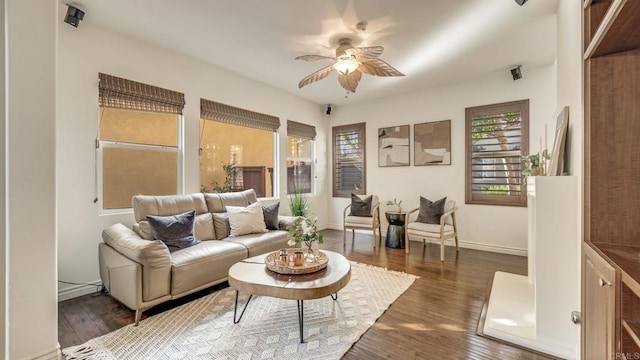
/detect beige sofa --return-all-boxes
[98,189,291,325]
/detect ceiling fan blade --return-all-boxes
[338,69,362,93]
[347,46,384,62]
[358,58,405,77]
[295,54,335,62]
[298,64,335,88]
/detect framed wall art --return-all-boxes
[378,125,410,167]
[414,120,451,165]
[548,106,569,176]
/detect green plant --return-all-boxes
[204,161,236,193]
[289,192,310,217]
[287,217,323,247]
[385,198,402,208]
[522,153,540,177]
[522,152,551,177]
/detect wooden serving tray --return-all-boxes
[265,248,328,275]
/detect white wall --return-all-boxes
[6,1,59,358]
[56,6,329,299]
[328,64,557,255]
[556,0,583,357]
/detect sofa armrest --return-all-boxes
[102,223,172,302]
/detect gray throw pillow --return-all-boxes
[350,193,372,217]
[212,212,230,239]
[262,202,280,230]
[146,210,200,252]
[416,196,447,224]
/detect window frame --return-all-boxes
[332,122,366,198]
[465,99,529,207]
[97,111,184,214]
[286,135,315,195]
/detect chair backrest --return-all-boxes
[444,200,456,225]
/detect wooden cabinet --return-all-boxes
[583,0,640,359]
[583,244,616,359]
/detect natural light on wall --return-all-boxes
[398,1,510,75]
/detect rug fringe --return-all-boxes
[62,344,96,360]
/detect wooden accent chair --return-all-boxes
[404,200,459,261]
[342,195,382,248]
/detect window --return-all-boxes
[465,99,529,206]
[200,99,280,198]
[332,122,366,197]
[287,120,316,195]
[97,73,184,210]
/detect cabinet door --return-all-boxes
[583,245,616,359]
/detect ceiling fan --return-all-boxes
[295,38,405,93]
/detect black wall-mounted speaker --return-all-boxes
[64,5,85,27]
[515,0,528,6]
[511,66,523,80]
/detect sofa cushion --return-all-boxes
[205,189,258,213]
[262,202,280,230]
[224,230,290,257]
[170,240,247,296]
[227,202,268,237]
[416,196,447,224]
[350,193,372,217]
[133,193,208,223]
[212,213,230,240]
[147,210,200,252]
[193,213,215,240]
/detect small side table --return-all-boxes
[385,212,407,249]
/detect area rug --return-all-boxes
[63,262,418,360]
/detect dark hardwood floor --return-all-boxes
[59,229,552,359]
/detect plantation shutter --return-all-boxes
[465,100,529,206]
[332,122,366,197]
[98,73,185,114]
[287,120,316,139]
[200,98,280,132]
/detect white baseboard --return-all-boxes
[58,280,102,302]
[29,344,61,360]
[324,225,527,257]
[412,238,527,257]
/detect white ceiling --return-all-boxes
[73,0,559,106]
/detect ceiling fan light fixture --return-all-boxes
[333,59,359,74]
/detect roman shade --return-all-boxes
[200,98,280,132]
[98,73,185,114]
[287,120,316,140]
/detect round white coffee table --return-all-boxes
[228,250,351,343]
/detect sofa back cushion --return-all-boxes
[132,193,215,240]
[133,193,208,223]
[205,189,258,213]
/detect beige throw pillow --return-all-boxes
[226,202,268,237]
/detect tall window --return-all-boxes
[333,122,366,197]
[287,120,316,195]
[97,73,184,210]
[465,99,529,206]
[200,99,279,198]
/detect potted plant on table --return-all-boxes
[386,198,403,213]
[287,217,323,262]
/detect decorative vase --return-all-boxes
[304,241,318,262]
